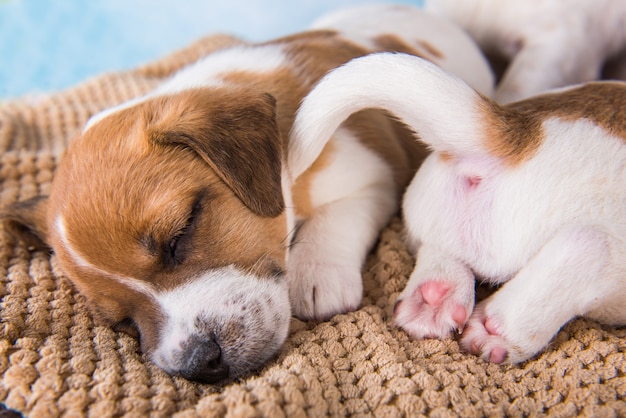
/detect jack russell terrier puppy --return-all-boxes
[290,52,626,364]
[1,5,494,383]
[425,0,626,103]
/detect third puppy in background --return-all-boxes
[425,0,626,103]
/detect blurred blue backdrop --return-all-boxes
[0,0,424,99]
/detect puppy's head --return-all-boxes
[3,87,292,383]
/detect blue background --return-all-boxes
[1,0,424,99]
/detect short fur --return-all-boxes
[1,5,494,382]
[425,0,626,103]
[290,52,626,364]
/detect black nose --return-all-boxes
[179,335,229,383]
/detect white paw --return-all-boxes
[460,304,513,364]
[287,260,363,321]
[393,279,472,339]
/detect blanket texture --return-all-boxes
[0,34,624,418]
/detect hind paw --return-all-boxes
[394,280,471,339]
[461,307,510,363]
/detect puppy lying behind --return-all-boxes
[290,52,626,364]
[424,0,626,103]
[1,6,494,382]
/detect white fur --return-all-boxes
[425,0,626,103]
[154,266,290,378]
[281,166,297,264]
[291,52,626,363]
[155,44,288,93]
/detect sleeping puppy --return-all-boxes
[289,52,626,364]
[1,5,494,382]
[424,0,626,103]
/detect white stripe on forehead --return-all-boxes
[55,216,157,298]
[84,44,289,133]
[156,44,290,94]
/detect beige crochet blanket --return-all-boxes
[0,34,624,418]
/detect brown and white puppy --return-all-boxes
[290,52,626,364]
[1,5,494,382]
[425,0,626,103]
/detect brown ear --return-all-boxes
[149,89,285,218]
[1,196,51,251]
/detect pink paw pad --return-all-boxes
[419,282,467,329]
[393,280,470,339]
[489,346,508,364]
[419,281,450,306]
[484,317,500,336]
[463,315,509,364]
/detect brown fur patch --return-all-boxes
[282,31,371,84]
[1,196,50,250]
[57,257,165,352]
[291,142,336,219]
[373,34,427,59]
[483,82,626,164]
[510,82,626,142]
[417,40,444,60]
[145,88,285,217]
[343,110,428,188]
[439,151,454,163]
[219,69,306,139]
[481,98,544,165]
[219,31,372,144]
[262,29,339,46]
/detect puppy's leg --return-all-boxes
[461,226,626,363]
[288,128,399,320]
[393,244,475,339]
[288,192,396,321]
[287,194,394,320]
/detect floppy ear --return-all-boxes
[1,196,51,251]
[148,89,285,218]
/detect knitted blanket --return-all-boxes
[0,34,624,418]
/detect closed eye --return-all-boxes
[166,230,186,264]
[162,194,204,266]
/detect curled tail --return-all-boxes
[289,53,490,179]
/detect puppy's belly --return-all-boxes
[403,156,518,281]
[405,164,565,283]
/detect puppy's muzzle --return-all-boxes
[179,334,229,383]
[153,267,292,382]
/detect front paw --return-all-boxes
[393,280,472,339]
[287,261,363,321]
